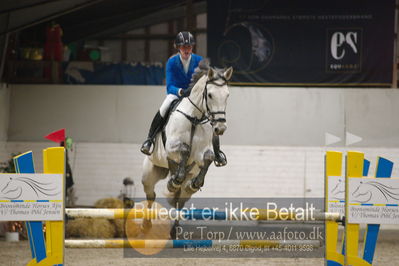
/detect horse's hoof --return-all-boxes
[214,151,227,167]
[167,179,181,192]
[141,219,152,233]
[140,140,153,155]
[185,182,199,193]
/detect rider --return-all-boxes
[140,31,227,167]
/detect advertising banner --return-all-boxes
[207,0,395,86]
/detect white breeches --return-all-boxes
[159,94,179,117]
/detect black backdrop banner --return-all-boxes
[207,0,395,86]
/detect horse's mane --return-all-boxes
[188,58,227,92]
[188,58,210,91]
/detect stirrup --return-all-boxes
[140,139,154,155]
[214,150,227,167]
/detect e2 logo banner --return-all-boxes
[326,29,362,73]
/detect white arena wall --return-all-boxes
[1,84,399,208]
[2,142,399,205]
[6,84,399,146]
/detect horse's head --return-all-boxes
[204,66,233,135]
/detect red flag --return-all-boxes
[44,128,65,143]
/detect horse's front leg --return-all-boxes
[185,149,214,193]
[167,142,194,193]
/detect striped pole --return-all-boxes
[66,208,341,222]
[65,239,321,249]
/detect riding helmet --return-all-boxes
[175,31,195,46]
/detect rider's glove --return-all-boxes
[178,88,191,97]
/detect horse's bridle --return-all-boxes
[204,78,228,125]
[177,77,228,126]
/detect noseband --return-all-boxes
[177,77,228,126]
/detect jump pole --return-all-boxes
[65,208,341,221]
[65,239,322,249]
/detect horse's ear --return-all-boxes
[207,68,215,79]
[224,67,233,81]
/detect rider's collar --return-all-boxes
[179,54,191,74]
[179,54,191,64]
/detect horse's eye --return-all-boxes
[208,93,212,99]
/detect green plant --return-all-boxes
[0,153,19,173]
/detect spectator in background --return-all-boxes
[44,21,63,81]
[44,21,63,61]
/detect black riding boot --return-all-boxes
[213,135,227,167]
[140,111,166,155]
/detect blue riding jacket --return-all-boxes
[166,53,203,96]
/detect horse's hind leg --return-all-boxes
[142,157,168,207]
[141,157,168,231]
[185,149,214,193]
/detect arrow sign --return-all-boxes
[346,132,362,146]
[325,132,341,146]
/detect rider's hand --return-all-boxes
[178,88,190,97]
